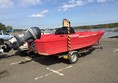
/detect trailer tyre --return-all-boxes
[68,52,78,64]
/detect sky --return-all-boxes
[0,0,118,29]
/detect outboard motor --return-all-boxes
[2,27,41,52]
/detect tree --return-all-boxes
[0,23,13,32]
[0,23,6,31]
[6,26,13,33]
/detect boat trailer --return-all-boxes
[0,19,104,64]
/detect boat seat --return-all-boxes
[55,27,75,35]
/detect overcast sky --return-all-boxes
[0,0,118,29]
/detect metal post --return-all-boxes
[67,27,71,51]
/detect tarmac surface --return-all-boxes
[0,38,118,83]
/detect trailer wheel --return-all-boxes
[68,52,78,64]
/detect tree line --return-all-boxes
[0,22,13,32]
[1,22,118,33]
[74,22,118,29]
[0,22,26,33]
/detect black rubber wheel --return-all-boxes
[68,52,78,64]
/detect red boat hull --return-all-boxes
[34,30,104,55]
